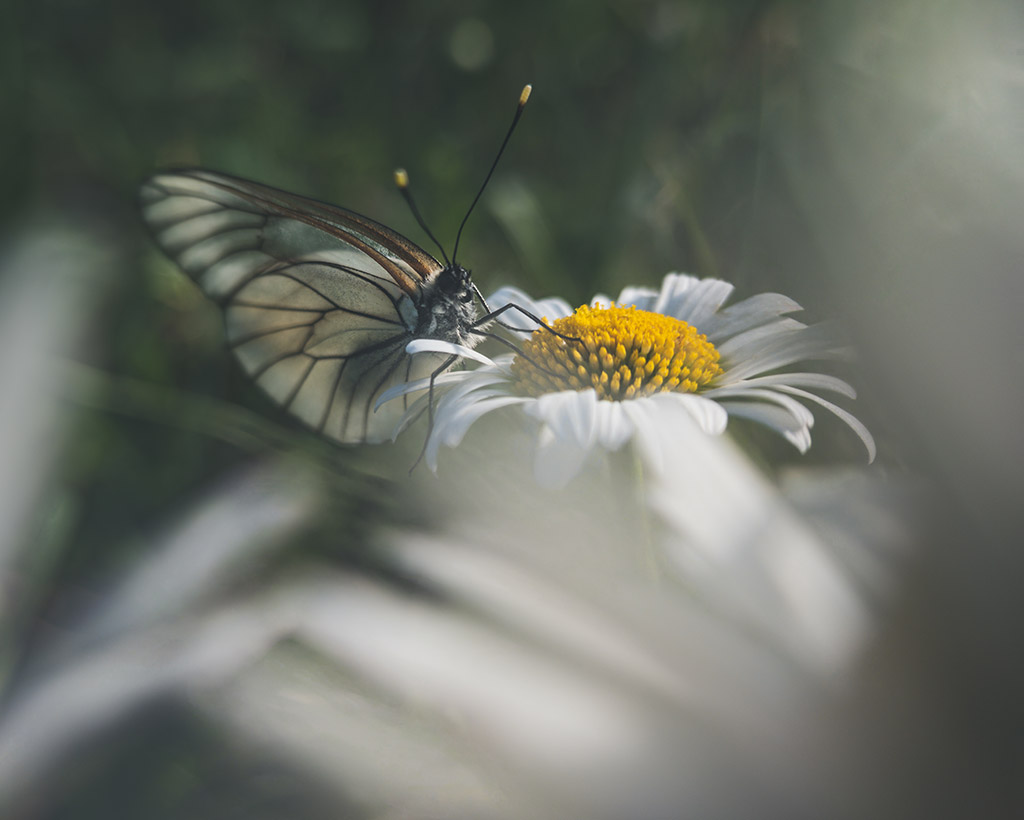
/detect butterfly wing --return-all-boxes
[140,169,449,443]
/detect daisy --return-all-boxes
[381,273,875,487]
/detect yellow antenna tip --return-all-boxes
[519,84,532,106]
[394,168,409,188]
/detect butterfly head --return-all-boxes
[436,263,474,303]
[416,263,478,345]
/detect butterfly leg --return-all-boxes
[409,352,459,473]
[473,301,579,343]
[465,325,571,383]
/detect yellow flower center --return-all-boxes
[510,304,723,401]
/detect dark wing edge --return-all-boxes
[139,168,444,298]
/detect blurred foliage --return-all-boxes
[9,0,839,298]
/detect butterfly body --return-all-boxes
[140,169,482,444]
[414,263,477,342]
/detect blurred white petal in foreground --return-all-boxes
[0,228,111,585]
[196,424,906,818]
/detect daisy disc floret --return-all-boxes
[510,305,723,400]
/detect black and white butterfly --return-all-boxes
[140,87,533,444]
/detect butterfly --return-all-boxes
[140,86,532,445]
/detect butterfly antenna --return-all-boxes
[395,168,450,266]
[452,84,532,264]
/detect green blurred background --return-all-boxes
[8,0,893,540]
[9,1,867,563]
[5,0,1024,816]
[11,0,818,301]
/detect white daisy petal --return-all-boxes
[621,401,665,474]
[735,372,857,399]
[489,353,517,368]
[715,400,807,436]
[533,426,594,489]
[437,371,516,408]
[646,273,696,314]
[486,285,542,318]
[393,381,513,441]
[715,319,809,361]
[426,395,530,470]
[719,400,814,453]
[406,339,495,366]
[487,286,573,329]
[719,323,845,382]
[610,286,658,310]
[704,387,816,428]
[438,385,519,413]
[700,293,804,341]
[389,368,516,441]
[527,390,601,449]
[376,369,480,410]
[593,401,634,450]
[771,387,877,463]
[784,426,815,453]
[435,395,527,448]
[659,276,735,327]
[655,393,729,435]
[392,395,431,440]
[536,298,575,319]
[429,368,507,402]
[629,394,734,477]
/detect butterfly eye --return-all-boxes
[437,266,466,294]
